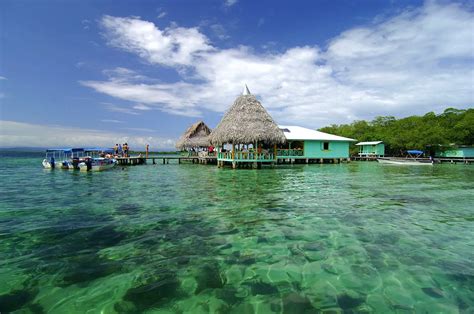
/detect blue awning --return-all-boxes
[84,147,114,153]
[46,148,72,153]
[407,150,423,154]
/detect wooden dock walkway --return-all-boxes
[115,156,217,166]
[350,156,473,164]
[116,155,472,166]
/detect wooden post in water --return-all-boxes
[146,144,149,159]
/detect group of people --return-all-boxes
[114,143,129,157]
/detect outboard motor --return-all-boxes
[50,157,55,169]
[86,158,92,171]
[72,158,79,170]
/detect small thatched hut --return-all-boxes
[175,120,211,150]
[211,86,286,167]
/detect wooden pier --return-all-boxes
[350,156,473,164]
[435,158,473,164]
[116,155,472,167]
[351,156,378,161]
[115,156,217,166]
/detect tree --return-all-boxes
[317,107,473,156]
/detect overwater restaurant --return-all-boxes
[207,86,356,168]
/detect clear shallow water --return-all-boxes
[0,151,473,313]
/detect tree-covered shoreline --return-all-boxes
[319,108,473,156]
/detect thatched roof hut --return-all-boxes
[210,86,286,145]
[176,120,211,150]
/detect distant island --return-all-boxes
[319,108,473,156]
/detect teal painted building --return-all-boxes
[355,141,385,157]
[211,86,357,166]
[277,126,356,160]
[435,146,474,158]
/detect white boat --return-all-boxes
[377,157,433,166]
[79,157,117,171]
[78,148,117,171]
[377,150,433,166]
[42,149,73,169]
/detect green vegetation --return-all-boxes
[319,108,474,156]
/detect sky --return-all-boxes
[0,0,473,149]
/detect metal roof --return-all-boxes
[84,147,114,153]
[45,148,72,152]
[355,141,383,146]
[278,125,356,142]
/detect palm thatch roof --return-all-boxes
[175,121,211,150]
[210,88,286,145]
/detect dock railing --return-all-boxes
[276,149,304,157]
[218,151,275,161]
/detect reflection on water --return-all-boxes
[0,154,473,313]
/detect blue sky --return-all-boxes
[1,0,473,149]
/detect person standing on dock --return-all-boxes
[118,144,123,157]
[123,143,129,157]
[114,144,119,156]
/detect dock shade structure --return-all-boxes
[175,121,212,152]
[277,126,356,161]
[355,141,385,157]
[210,86,286,168]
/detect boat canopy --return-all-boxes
[84,147,114,153]
[46,148,72,153]
[407,150,423,155]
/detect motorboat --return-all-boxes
[42,149,73,169]
[78,148,117,171]
[377,150,433,166]
[377,157,433,166]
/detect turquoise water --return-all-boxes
[0,151,473,313]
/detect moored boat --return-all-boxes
[377,157,433,166]
[78,148,117,171]
[79,157,117,171]
[377,150,433,166]
[42,149,73,169]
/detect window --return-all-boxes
[323,142,329,150]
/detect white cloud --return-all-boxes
[82,19,91,30]
[100,15,212,67]
[157,11,167,19]
[210,24,229,40]
[0,120,176,149]
[0,76,6,80]
[84,2,474,127]
[133,103,152,110]
[123,127,156,132]
[101,119,124,123]
[102,102,140,115]
[224,0,238,7]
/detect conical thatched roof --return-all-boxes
[175,121,211,149]
[210,89,286,145]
